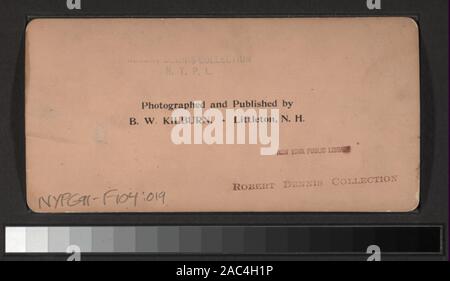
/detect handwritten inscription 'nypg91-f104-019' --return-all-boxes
[36,189,166,210]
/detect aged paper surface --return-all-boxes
[25,18,420,212]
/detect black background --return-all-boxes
[0,0,448,261]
